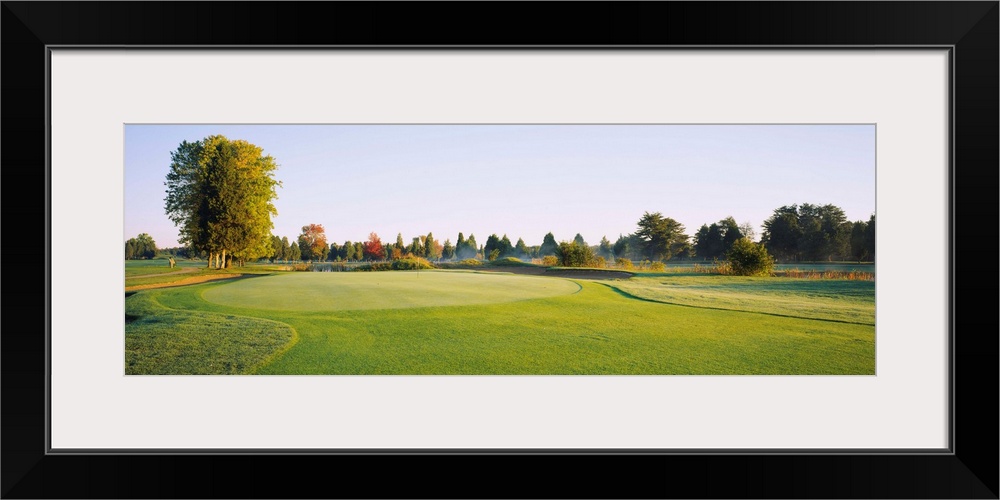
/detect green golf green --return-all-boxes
[201,270,581,311]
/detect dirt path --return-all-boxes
[126,267,198,279]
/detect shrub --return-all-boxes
[593,256,607,268]
[649,261,665,271]
[615,258,633,270]
[458,259,483,266]
[392,257,434,270]
[489,257,526,266]
[726,238,775,276]
[555,241,596,267]
[541,255,559,266]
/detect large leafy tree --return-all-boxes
[761,205,801,261]
[341,240,355,261]
[613,234,632,261]
[762,204,852,261]
[125,233,157,260]
[634,212,688,261]
[164,135,280,268]
[298,224,329,262]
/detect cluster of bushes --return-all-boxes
[306,263,347,272]
[725,238,776,276]
[355,257,435,272]
[488,257,532,267]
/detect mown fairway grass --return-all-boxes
[125,270,875,375]
[202,271,580,311]
[612,275,875,325]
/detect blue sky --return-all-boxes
[125,124,875,248]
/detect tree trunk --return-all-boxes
[221,249,227,269]
[208,252,214,269]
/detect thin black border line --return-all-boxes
[947,45,956,456]
[46,46,954,456]
[46,44,956,49]
[52,448,949,456]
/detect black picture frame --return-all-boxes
[3,2,996,498]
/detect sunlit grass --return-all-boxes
[126,271,875,375]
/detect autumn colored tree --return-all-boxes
[363,232,385,261]
[298,224,328,262]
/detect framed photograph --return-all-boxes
[4,2,996,498]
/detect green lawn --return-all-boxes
[202,270,580,311]
[610,275,875,325]
[125,270,875,375]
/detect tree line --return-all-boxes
[150,135,874,267]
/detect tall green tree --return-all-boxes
[483,234,501,260]
[573,233,586,246]
[425,232,440,260]
[499,235,513,257]
[719,217,743,253]
[395,233,406,254]
[634,212,688,261]
[164,135,280,268]
[329,242,341,261]
[762,204,853,261]
[515,237,530,258]
[289,242,301,262]
[442,239,455,260]
[409,237,423,257]
[761,205,802,261]
[456,233,478,260]
[539,232,558,256]
[455,233,466,257]
[466,234,478,258]
[598,236,613,259]
[613,234,633,261]
[863,213,876,261]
